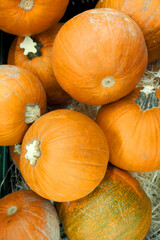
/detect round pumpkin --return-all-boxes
[0,0,69,36]
[52,8,147,106]
[0,190,60,240]
[96,86,160,172]
[0,65,46,146]
[96,0,160,63]
[57,164,152,240]
[19,109,109,202]
[7,23,71,105]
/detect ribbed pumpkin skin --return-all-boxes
[96,0,160,63]
[0,190,60,240]
[57,165,152,240]
[20,109,109,202]
[0,65,46,146]
[52,8,147,106]
[0,0,69,36]
[96,88,160,172]
[7,23,71,105]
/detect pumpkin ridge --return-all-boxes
[32,161,92,196]
[33,161,102,198]
[46,133,107,144]
[57,146,108,154]
[66,160,107,167]
[56,37,85,79]
[0,80,25,104]
[16,69,38,101]
[38,169,91,192]
[24,210,45,222]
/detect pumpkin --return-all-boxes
[96,0,160,63]
[7,23,71,105]
[0,65,46,146]
[19,109,109,202]
[57,164,152,240]
[0,0,69,36]
[9,144,21,169]
[52,8,147,106]
[96,86,160,172]
[0,190,60,240]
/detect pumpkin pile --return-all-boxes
[0,0,160,239]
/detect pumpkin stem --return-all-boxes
[14,144,21,155]
[7,206,17,215]
[102,76,115,87]
[135,86,159,110]
[25,104,41,124]
[19,0,34,11]
[20,36,43,60]
[25,140,41,165]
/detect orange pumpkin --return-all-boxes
[8,23,71,105]
[57,165,152,240]
[19,109,109,202]
[0,0,69,36]
[0,190,60,240]
[0,65,46,146]
[96,0,160,63]
[52,8,147,106]
[96,86,160,172]
[9,145,21,169]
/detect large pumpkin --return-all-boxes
[0,65,46,146]
[0,0,69,36]
[96,86,160,172]
[57,165,152,240]
[7,23,71,105]
[19,109,109,202]
[96,0,160,63]
[52,8,147,106]
[0,190,60,240]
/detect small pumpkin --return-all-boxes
[96,0,160,63]
[52,8,147,105]
[0,190,60,240]
[0,65,46,146]
[7,23,71,105]
[0,0,69,36]
[96,86,160,172]
[57,164,152,240]
[19,109,109,202]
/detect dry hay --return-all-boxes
[1,59,160,240]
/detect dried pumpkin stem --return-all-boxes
[20,36,43,60]
[25,104,41,124]
[135,86,159,110]
[7,206,17,215]
[14,144,21,155]
[19,0,34,11]
[25,140,41,165]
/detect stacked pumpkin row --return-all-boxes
[0,0,160,239]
